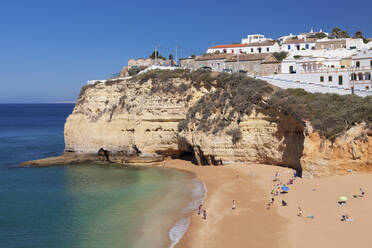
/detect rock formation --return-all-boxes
[63,72,372,177]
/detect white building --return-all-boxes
[281,49,357,73]
[279,29,328,44]
[206,41,280,54]
[352,48,372,68]
[277,49,372,93]
[241,34,271,44]
[282,38,318,52]
[315,38,366,50]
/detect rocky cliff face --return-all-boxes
[65,73,372,177]
[301,123,372,177]
[65,78,197,156]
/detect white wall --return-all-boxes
[352,49,372,68]
[281,42,316,52]
[346,39,365,50]
[207,43,280,54]
[251,73,372,97]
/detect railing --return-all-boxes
[249,74,372,97]
[301,66,372,74]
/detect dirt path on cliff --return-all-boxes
[168,160,372,248]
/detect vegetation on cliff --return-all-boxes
[132,69,371,141]
[78,69,372,141]
[269,89,372,140]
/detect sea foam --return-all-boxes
[168,179,207,248]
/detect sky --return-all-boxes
[0,0,371,103]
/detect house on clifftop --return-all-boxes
[179,53,280,75]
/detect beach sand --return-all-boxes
[167,159,372,248]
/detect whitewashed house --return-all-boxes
[281,38,318,52]
[206,41,280,54]
[273,49,372,94]
[241,34,271,44]
[352,48,372,68]
[279,29,328,44]
[315,38,366,50]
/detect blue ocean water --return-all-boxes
[0,104,199,248]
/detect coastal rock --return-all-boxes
[63,74,372,177]
[301,123,372,177]
[64,78,196,156]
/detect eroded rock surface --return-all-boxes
[64,76,372,177]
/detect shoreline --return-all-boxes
[166,159,289,248]
[19,155,372,247]
[166,159,372,248]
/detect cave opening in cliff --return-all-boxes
[280,128,304,177]
[178,151,199,165]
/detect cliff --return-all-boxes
[64,70,372,177]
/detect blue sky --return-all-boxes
[1,0,371,103]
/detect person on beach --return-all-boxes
[360,187,365,197]
[298,206,303,217]
[198,204,202,215]
[271,187,275,195]
[232,200,236,210]
[341,214,353,221]
[203,209,207,220]
[163,160,166,167]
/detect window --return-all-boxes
[328,76,332,82]
[266,47,269,52]
[305,44,309,49]
[341,65,345,68]
[338,75,343,85]
[320,76,324,82]
[356,61,360,67]
[258,48,262,53]
[370,60,372,67]
[223,49,227,53]
[296,45,300,50]
[251,48,254,53]
[231,50,234,54]
[331,65,334,68]
[351,73,357,80]
[365,73,371,80]
[239,49,242,54]
[288,45,291,50]
[366,86,370,90]
[358,73,363,80]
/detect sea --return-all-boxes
[0,104,205,248]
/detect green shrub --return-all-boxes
[269,89,372,140]
[128,66,148,76]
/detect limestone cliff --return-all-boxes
[301,123,372,177]
[64,71,372,177]
[65,78,199,156]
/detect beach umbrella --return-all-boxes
[339,196,348,201]
[282,186,289,191]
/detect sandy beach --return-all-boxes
[167,159,372,248]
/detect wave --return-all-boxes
[168,179,207,248]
